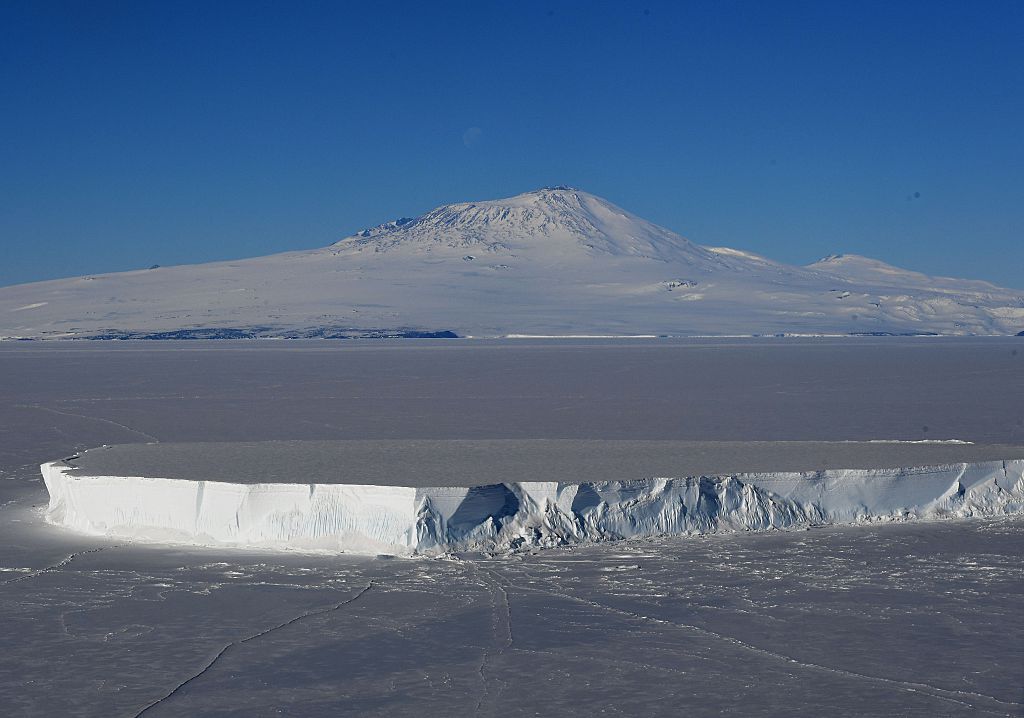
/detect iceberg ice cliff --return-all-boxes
[41,459,1024,555]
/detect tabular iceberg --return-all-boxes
[41,459,1024,556]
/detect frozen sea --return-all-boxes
[2,337,1023,716]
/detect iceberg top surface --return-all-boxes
[60,440,1024,487]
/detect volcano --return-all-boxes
[1,187,1022,338]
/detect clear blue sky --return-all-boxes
[2,0,1022,288]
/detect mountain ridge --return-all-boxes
[1,187,1022,339]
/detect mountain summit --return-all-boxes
[1,188,1022,339]
[332,187,727,268]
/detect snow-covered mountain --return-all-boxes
[2,186,1022,338]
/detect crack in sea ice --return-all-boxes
[471,565,514,717]
[498,571,1021,716]
[0,545,118,586]
[15,404,161,442]
[131,580,374,717]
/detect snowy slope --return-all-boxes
[2,186,1023,338]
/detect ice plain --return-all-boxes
[2,338,1024,716]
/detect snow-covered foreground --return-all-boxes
[4,341,1024,716]
[41,456,1024,555]
[2,187,1023,338]
[5,503,1024,717]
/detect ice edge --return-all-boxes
[40,459,1024,556]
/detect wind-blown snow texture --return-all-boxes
[42,459,1024,555]
[3,187,1023,338]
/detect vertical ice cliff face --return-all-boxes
[410,478,827,552]
[41,460,1024,556]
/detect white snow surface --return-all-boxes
[41,458,1024,555]
[3,187,1023,338]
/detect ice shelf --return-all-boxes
[41,441,1024,555]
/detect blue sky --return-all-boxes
[2,0,1022,288]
